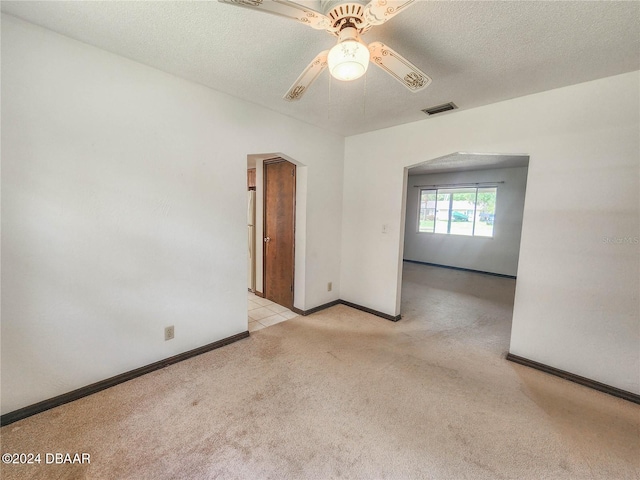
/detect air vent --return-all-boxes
[422,102,458,116]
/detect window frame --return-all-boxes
[416,185,497,238]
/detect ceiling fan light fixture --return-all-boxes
[328,26,370,81]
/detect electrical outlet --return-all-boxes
[165,326,174,341]
[328,282,332,292]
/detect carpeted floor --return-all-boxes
[1,262,638,479]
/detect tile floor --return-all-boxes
[248,291,299,332]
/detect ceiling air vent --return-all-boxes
[422,102,458,116]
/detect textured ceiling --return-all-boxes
[2,1,639,136]
[408,153,529,176]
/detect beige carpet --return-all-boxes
[2,262,638,479]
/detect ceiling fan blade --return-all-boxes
[368,41,431,92]
[283,50,329,101]
[219,0,332,31]
[363,0,415,26]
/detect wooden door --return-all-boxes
[263,159,295,309]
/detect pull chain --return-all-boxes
[363,71,367,117]
[328,72,332,120]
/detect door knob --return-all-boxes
[264,237,271,243]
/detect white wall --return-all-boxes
[404,167,528,276]
[342,71,640,394]
[1,15,343,414]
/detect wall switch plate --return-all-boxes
[165,326,175,341]
[382,224,388,234]
[328,282,332,292]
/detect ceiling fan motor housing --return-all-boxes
[324,1,371,34]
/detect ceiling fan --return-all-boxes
[219,0,431,101]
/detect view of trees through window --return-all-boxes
[418,186,497,237]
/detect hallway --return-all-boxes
[247,291,298,332]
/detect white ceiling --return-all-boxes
[408,153,529,176]
[2,1,639,137]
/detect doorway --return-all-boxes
[398,152,529,354]
[401,153,529,279]
[263,158,296,310]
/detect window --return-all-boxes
[418,186,497,237]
